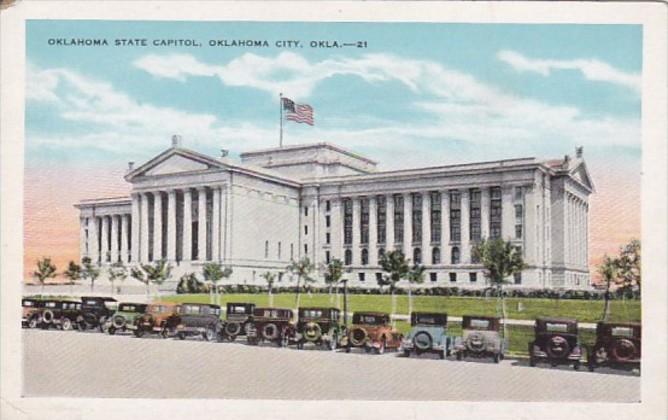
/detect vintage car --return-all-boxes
[175,303,223,341]
[246,307,295,347]
[39,299,82,331]
[221,302,255,341]
[528,317,583,370]
[453,315,506,363]
[22,298,44,328]
[131,302,181,338]
[400,312,452,359]
[105,303,148,335]
[77,296,118,331]
[295,307,344,350]
[343,311,402,354]
[587,321,641,372]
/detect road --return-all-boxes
[23,329,639,401]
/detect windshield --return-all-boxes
[23,300,35,307]
[181,305,202,315]
[84,299,100,306]
[45,302,57,308]
[546,322,569,333]
[469,319,490,329]
[120,304,140,312]
[301,310,324,318]
[229,305,249,314]
[354,314,385,325]
[611,327,633,337]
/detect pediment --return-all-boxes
[125,147,225,181]
[145,154,210,176]
[570,161,595,192]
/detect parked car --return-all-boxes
[246,307,295,347]
[295,307,344,350]
[105,303,148,335]
[22,298,44,328]
[453,315,506,363]
[39,299,82,331]
[528,317,583,370]
[131,302,181,338]
[221,302,255,341]
[343,311,402,354]
[77,296,118,332]
[400,312,452,359]
[175,303,223,341]
[587,321,641,372]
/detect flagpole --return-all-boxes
[279,92,283,148]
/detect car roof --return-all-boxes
[299,307,339,311]
[149,301,178,307]
[462,315,500,321]
[353,311,388,317]
[81,296,117,302]
[412,311,447,317]
[181,302,220,309]
[255,307,292,311]
[536,317,578,324]
[597,321,640,327]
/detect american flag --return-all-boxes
[282,97,314,126]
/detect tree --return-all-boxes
[323,259,344,304]
[472,238,527,339]
[406,263,426,316]
[81,256,100,293]
[260,271,278,306]
[34,257,57,294]
[202,262,232,306]
[130,265,151,300]
[598,255,618,322]
[107,261,128,295]
[616,239,640,293]
[144,260,173,298]
[379,250,410,319]
[62,260,82,295]
[286,257,315,310]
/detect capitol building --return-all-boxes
[75,136,594,290]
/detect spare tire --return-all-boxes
[262,323,279,341]
[545,335,571,359]
[225,322,242,337]
[303,322,322,342]
[112,315,126,329]
[350,327,367,346]
[466,332,486,353]
[42,310,55,323]
[611,339,636,361]
[413,331,433,351]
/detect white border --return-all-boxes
[1,2,666,419]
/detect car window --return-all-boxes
[181,305,201,315]
[230,306,247,314]
[23,300,35,307]
[611,327,633,337]
[149,305,166,314]
[469,319,490,329]
[84,299,99,306]
[45,302,57,308]
[545,322,569,333]
[356,315,383,325]
[302,310,323,318]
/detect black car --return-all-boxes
[175,303,223,341]
[529,317,583,370]
[588,322,641,372]
[77,296,118,331]
[221,302,255,341]
[39,300,82,331]
[22,298,44,328]
[295,307,344,350]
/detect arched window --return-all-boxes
[344,249,352,266]
[432,247,441,265]
[413,248,422,264]
[451,247,460,264]
[361,249,369,265]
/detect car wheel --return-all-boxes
[133,329,144,338]
[573,361,581,371]
[204,327,215,342]
[440,350,446,360]
[61,318,73,331]
[178,332,186,340]
[456,351,462,361]
[376,339,386,355]
[493,353,500,364]
[108,326,116,335]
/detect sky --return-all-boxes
[24,20,642,282]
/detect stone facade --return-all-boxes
[75,137,595,291]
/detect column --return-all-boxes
[121,214,129,263]
[183,188,192,261]
[403,193,412,259]
[211,187,221,261]
[330,198,342,259]
[421,191,431,265]
[441,191,450,263]
[351,197,360,265]
[167,190,177,261]
[89,216,100,263]
[368,196,378,266]
[110,215,119,263]
[140,193,150,263]
[219,186,227,261]
[101,216,110,263]
[153,192,163,261]
[481,187,490,239]
[386,194,395,251]
[460,189,470,263]
[198,187,207,261]
[79,218,87,259]
[131,194,140,263]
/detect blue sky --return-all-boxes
[26,20,642,169]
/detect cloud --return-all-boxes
[497,50,641,93]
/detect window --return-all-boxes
[432,247,441,264]
[304,225,308,235]
[430,272,437,282]
[326,232,331,244]
[413,248,422,264]
[376,195,386,244]
[378,248,385,261]
[449,191,461,242]
[412,193,422,243]
[358,272,365,282]
[430,191,441,243]
[469,272,478,282]
[514,272,522,285]
[290,243,294,259]
[304,244,308,254]
[361,248,369,265]
[344,249,352,265]
[325,215,331,228]
[451,247,460,264]
[490,187,502,239]
[469,189,481,242]
[264,240,269,258]
[515,204,523,239]
[325,200,331,212]
[376,272,383,283]
[304,206,309,216]
[360,197,369,244]
[449,272,457,282]
[325,251,331,264]
[278,242,282,259]
[393,194,404,244]
[514,186,523,201]
[343,198,353,245]
[471,250,480,264]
